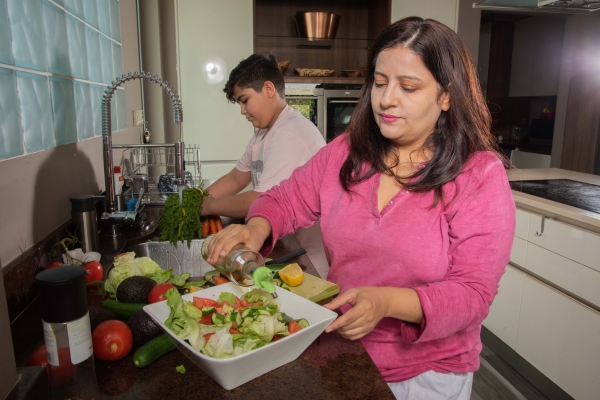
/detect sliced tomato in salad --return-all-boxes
[288,320,302,334]
[272,335,284,342]
[203,332,215,341]
[193,297,217,309]
[199,314,213,325]
[229,328,241,334]
[233,296,243,309]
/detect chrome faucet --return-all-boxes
[101,71,185,236]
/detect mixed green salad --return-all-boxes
[163,288,309,358]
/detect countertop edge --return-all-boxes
[508,168,600,232]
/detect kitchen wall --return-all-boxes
[176,0,253,181]
[550,11,600,168]
[0,0,142,269]
[391,0,482,64]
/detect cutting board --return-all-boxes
[289,273,340,303]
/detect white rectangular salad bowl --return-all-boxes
[143,282,338,390]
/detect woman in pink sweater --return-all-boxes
[206,17,515,398]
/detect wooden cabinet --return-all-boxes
[517,276,600,400]
[253,0,390,83]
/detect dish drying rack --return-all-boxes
[119,144,204,205]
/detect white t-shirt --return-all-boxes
[236,105,330,278]
[236,105,325,192]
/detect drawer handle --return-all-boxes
[535,216,548,237]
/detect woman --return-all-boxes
[206,17,515,399]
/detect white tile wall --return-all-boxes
[0,0,124,161]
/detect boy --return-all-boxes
[201,53,329,278]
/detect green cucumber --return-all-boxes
[101,299,146,319]
[296,318,310,328]
[133,333,177,368]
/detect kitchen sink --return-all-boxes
[125,216,244,278]
[126,239,213,278]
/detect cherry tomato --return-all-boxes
[45,261,65,269]
[288,320,302,334]
[148,283,176,304]
[92,320,133,361]
[82,261,103,283]
[26,344,77,386]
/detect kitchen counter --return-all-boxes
[508,168,600,233]
[12,210,394,399]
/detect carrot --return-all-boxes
[212,276,229,285]
[214,216,223,232]
[208,217,217,235]
[201,219,209,237]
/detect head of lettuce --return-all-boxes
[104,252,189,298]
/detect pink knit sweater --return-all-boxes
[248,135,516,382]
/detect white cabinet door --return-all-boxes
[517,276,600,400]
[525,243,600,308]
[510,237,527,267]
[515,208,530,240]
[483,265,525,349]
[528,214,600,272]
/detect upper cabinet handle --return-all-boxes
[536,216,548,237]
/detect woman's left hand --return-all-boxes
[322,287,390,340]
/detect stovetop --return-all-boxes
[510,179,600,214]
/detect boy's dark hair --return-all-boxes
[223,53,285,103]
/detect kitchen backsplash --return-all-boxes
[0,0,126,161]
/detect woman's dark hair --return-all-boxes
[223,53,285,102]
[340,17,509,205]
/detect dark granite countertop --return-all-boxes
[12,208,394,399]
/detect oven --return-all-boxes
[285,86,324,139]
[324,85,362,143]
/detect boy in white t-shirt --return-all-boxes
[201,53,330,278]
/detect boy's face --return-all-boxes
[233,83,277,130]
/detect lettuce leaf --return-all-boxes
[241,288,278,307]
[201,327,234,358]
[243,314,288,342]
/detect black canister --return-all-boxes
[70,195,100,252]
[35,267,100,399]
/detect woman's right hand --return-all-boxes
[205,217,272,264]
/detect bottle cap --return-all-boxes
[70,194,96,213]
[35,266,88,323]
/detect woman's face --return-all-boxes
[371,46,450,149]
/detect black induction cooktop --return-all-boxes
[510,179,600,214]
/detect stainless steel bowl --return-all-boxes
[294,12,341,40]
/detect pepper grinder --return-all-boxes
[70,195,102,252]
[35,267,100,399]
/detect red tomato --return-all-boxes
[240,298,249,308]
[288,320,302,334]
[203,332,215,341]
[192,297,217,310]
[82,261,103,283]
[92,320,133,361]
[272,335,284,342]
[45,261,65,269]
[233,296,243,310]
[229,328,241,334]
[148,283,175,304]
[26,344,77,386]
[211,276,229,285]
[199,314,213,325]
[247,302,263,307]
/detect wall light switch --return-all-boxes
[133,110,144,126]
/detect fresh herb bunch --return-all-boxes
[158,187,209,247]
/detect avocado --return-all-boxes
[127,309,163,346]
[116,276,157,303]
[89,306,117,331]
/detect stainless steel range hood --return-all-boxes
[473,0,600,15]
